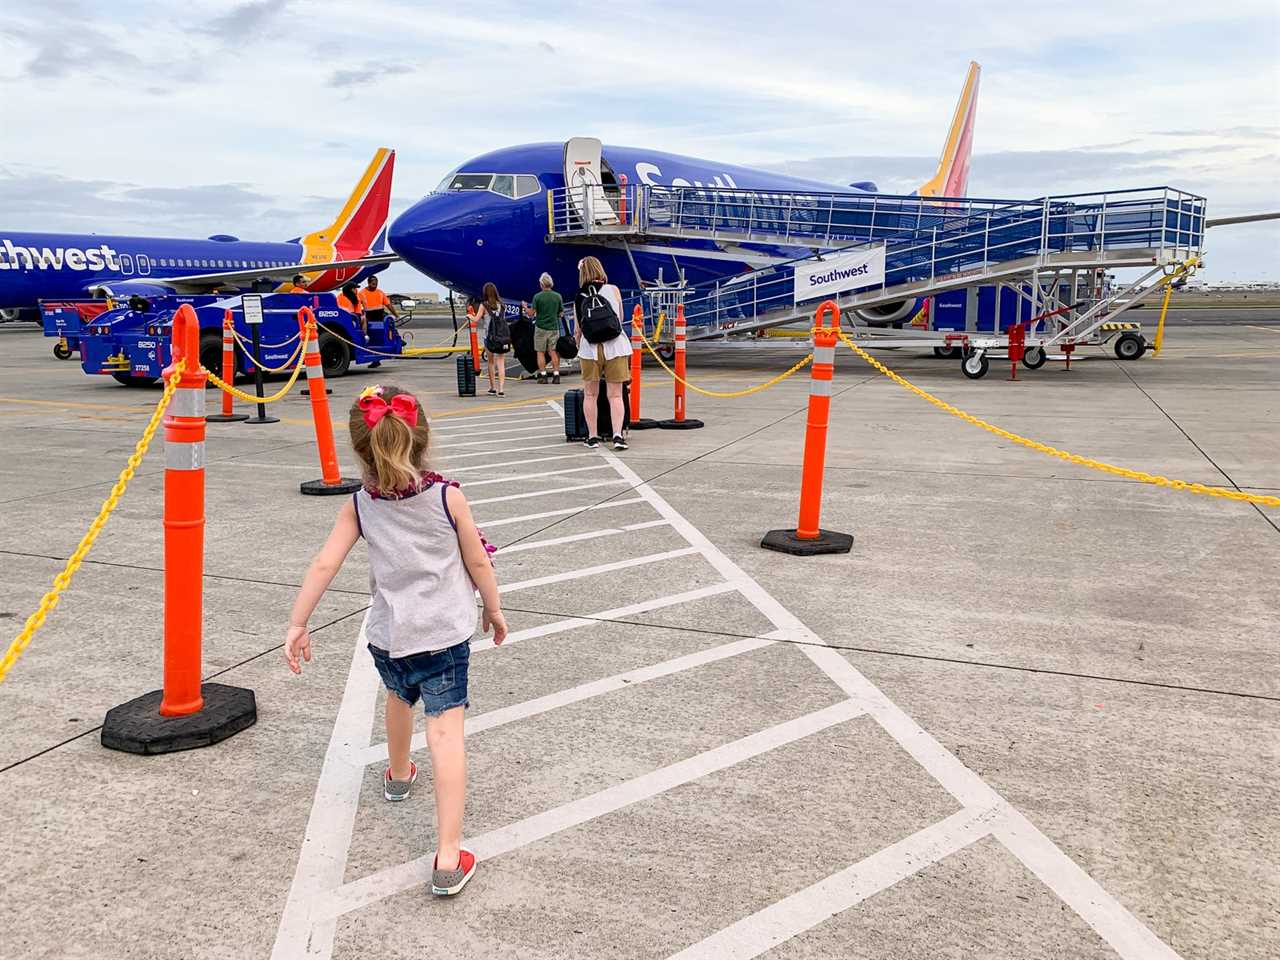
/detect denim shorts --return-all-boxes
[367,639,470,717]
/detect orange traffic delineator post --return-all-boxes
[298,307,362,496]
[629,303,659,430]
[101,304,257,755]
[658,303,704,430]
[761,300,853,556]
[467,304,481,373]
[206,311,249,423]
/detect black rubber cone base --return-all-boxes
[244,415,280,425]
[631,418,661,430]
[761,528,854,556]
[206,413,250,423]
[658,418,705,430]
[101,682,257,755]
[301,477,363,496]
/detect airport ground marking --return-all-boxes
[497,546,701,595]
[444,431,566,450]
[447,452,594,474]
[430,422,567,442]
[468,478,630,506]
[458,462,614,488]
[440,441,571,461]
[666,804,1007,960]
[431,396,554,418]
[430,414,560,437]
[355,631,773,767]
[431,408,559,427]
[579,400,1186,959]
[317,700,865,922]
[494,518,672,555]
[476,495,650,529]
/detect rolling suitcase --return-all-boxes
[455,355,476,397]
[564,382,630,441]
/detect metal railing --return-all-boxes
[599,186,1206,340]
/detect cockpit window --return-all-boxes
[435,171,541,199]
[446,173,494,192]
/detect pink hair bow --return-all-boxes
[359,392,419,429]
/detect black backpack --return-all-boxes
[484,304,510,350]
[578,283,622,344]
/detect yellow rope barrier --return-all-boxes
[1,363,185,683]
[205,341,306,403]
[637,334,813,398]
[837,329,1280,509]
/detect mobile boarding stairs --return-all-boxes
[546,183,1205,377]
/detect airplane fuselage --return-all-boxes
[0,231,387,312]
[388,142,870,305]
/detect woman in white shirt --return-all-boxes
[573,256,630,450]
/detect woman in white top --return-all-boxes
[573,256,630,450]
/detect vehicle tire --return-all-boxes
[199,332,224,386]
[112,373,159,387]
[933,345,958,359]
[1022,346,1047,370]
[318,331,351,378]
[53,342,73,360]
[0,308,20,323]
[657,344,675,363]
[1114,333,1146,361]
[961,353,989,380]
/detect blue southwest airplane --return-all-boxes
[389,65,982,326]
[0,149,398,322]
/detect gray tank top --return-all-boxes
[353,479,478,658]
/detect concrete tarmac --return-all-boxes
[0,319,1276,959]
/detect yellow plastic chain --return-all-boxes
[323,321,463,358]
[1,363,185,683]
[230,332,304,373]
[638,334,813,398]
[836,329,1280,509]
[205,340,306,403]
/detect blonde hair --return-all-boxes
[577,256,607,287]
[539,272,554,289]
[348,385,430,493]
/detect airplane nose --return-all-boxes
[388,195,475,286]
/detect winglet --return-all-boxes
[918,62,980,198]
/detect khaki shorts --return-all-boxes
[580,344,631,384]
[533,326,559,353]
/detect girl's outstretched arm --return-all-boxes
[285,499,361,673]
[446,485,507,645]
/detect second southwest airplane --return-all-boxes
[0,150,398,322]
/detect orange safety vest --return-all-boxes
[337,293,362,314]
[359,288,391,310]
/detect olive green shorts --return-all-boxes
[579,344,631,383]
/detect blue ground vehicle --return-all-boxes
[40,300,112,360]
[77,293,403,386]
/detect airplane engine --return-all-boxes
[854,299,918,327]
[90,281,173,300]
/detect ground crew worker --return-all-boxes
[286,274,309,293]
[522,272,562,384]
[337,282,366,337]
[359,275,399,326]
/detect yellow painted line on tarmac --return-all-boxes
[0,395,153,414]
[432,396,555,419]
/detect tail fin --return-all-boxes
[300,148,395,263]
[918,62,980,198]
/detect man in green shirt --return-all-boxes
[522,272,564,384]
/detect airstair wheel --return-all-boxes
[1022,346,1047,369]
[961,352,989,379]
[1114,333,1146,361]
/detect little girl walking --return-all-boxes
[284,384,506,897]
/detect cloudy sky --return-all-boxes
[2,0,1277,290]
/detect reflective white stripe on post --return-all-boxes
[170,388,205,419]
[810,379,832,397]
[306,361,322,380]
[166,441,206,470]
[814,345,836,365]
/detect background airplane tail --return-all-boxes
[301,148,395,258]
[918,62,980,198]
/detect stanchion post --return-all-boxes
[658,303,704,430]
[242,295,279,425]
[761,300,853,556]
[298,307,362,496]
[206,311,248,423]
[101,304,257,754]
[630,304,659,430]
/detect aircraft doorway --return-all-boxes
[563,137,619,227]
